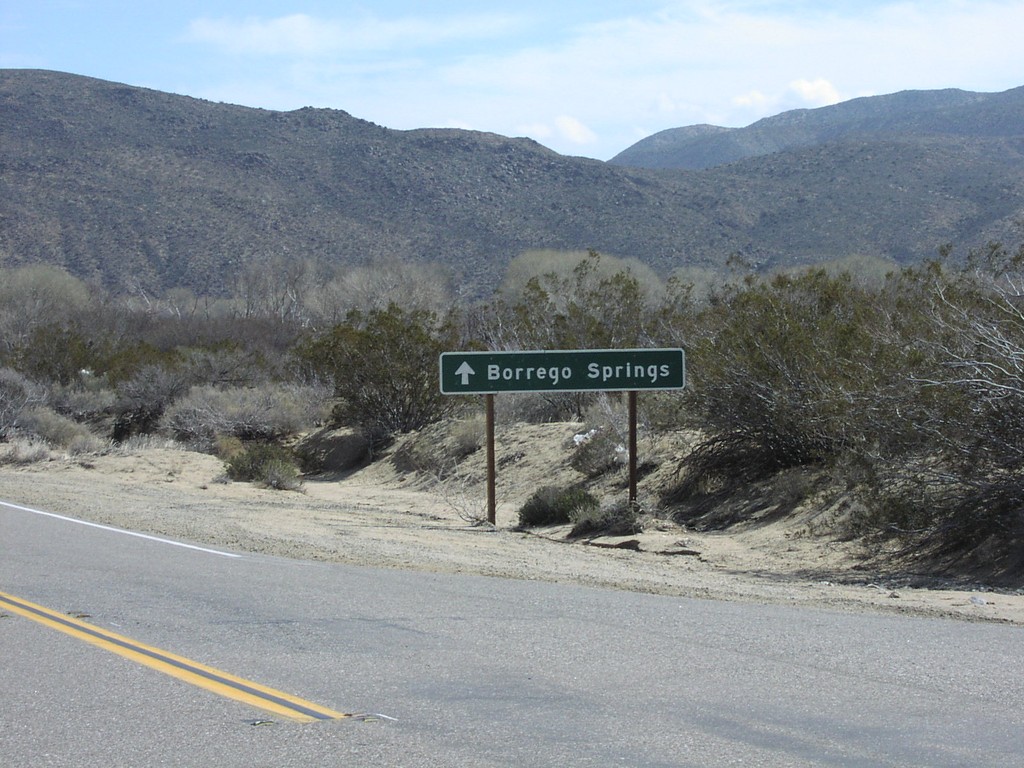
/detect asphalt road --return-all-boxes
[2,498,1023,767]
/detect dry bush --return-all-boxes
[498,249,663,308]
[390,424,455,477]
[568,500,642,539]
[485,250,662,354]
[48,380,116,423]
[434,460,497,526]
[639,391,692,431]
[0,367,43,438]
[111,434,185,453]
[308,258,453,324]
[214,434,246,459]
[516,485,599,528]
[224,442,303,491]
[17,406,103,451]
[450,414,486,459]
[0,436,53,465]
[390,415,488,480]
[112,364,191,440]
[569,427,625,478]
[293,427,370,474]
[294,304,460,446]
[495,391,593,424]
[162,382,331,450]
[0,265,91,356]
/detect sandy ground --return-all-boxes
[2,430,1023,626]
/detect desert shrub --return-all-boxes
[668,267,909,512]
[307,257,453,324]
[493,391,594,424]
[0,368,42,438]
[293,427,370,474]
[568,500,641,538]
[484,250,661,352]
[110,342,279,441]
[214,434,246,459]
[13,323,97,386]
[112,364,192,441]
[0,436,53,465]
[570,427,625,478]
[516,485,599,528]
[16,406,99,449]
[639,391,692,431]
[162,382,331,449]
[99,339,178,385]
[47,379,116,423]
[293,304,461,446]
[389,417,484,479]
[570,395,636,477]
[451,414,485,459]
[0,265,91,358]
[858,248,1024,553]
[111,434,184,453]
[390,435,445,476]
[224,443,302,490]
[176,344,271,388]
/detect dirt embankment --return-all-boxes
[2,423,1022,625]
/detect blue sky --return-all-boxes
[4,1,1024,159]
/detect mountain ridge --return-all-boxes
[3,70,1023,297]
[610,85,1024,170]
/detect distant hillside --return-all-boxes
[3,70,1024,297]
[609,86,1024,170]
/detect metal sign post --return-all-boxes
[440,348,685,524]
[628,390,638,505]
[486,393,496,524]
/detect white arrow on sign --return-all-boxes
[455,361,475,385]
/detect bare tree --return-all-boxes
[306,257,452,327]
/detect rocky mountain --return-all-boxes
[2,70,1024,298]
[609,86,1024,170]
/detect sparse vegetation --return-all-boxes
[568,500,642,539]
[569,428,625,478]
[162,382,330,450]
[16,406,103,451]
[293,304,463,447]
[517,485,600,528]
[224,443,303,491]
[4,238,1024,581]
[0,436,52,465]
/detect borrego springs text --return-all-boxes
[487,361,673,387]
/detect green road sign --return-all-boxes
[439,348,685,395]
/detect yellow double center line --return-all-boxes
[0,590,350,723]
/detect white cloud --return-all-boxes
[187,15,339,56]
[516,122,554,140]
[788,78,842,107]
[179,1,1024,158]
[554,115,597,146]
[733,90,771,109]
[186,12,521,57]
[509,117,595,146]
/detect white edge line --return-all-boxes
[0,500,242,558]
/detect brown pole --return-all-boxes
[628,391,638,506]
[486,393,496,525]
